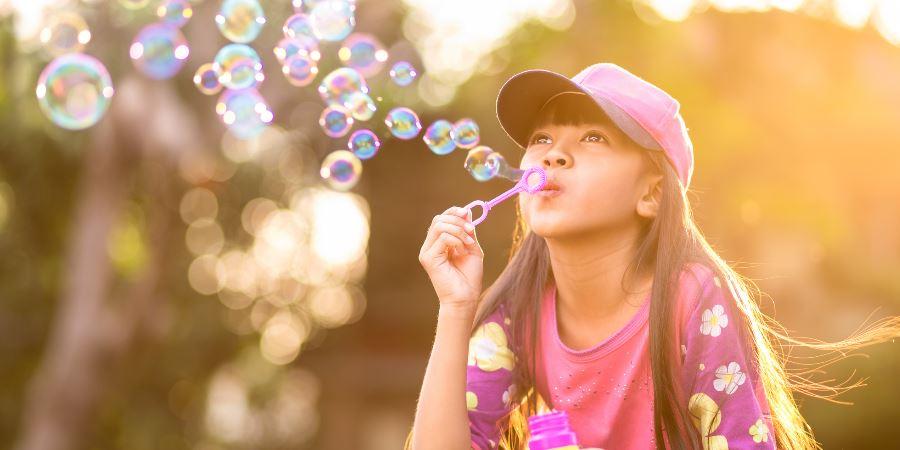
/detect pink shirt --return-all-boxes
[465,263,774,449]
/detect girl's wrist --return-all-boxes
[438,302,478,321]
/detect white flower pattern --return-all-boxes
[701,304,729,337]
[714,361,746,394]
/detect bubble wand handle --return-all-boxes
[463,166,546,227]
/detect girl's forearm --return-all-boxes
[411,304,477,450]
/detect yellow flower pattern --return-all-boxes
[749,418,769,443]
[688,392,730,450]
[466,391,478,411]
[467,321,516,372]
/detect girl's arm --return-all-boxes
[412,206,488,450]
[412,303,518,450]
[410,304,479,450]
[679,270,776,449]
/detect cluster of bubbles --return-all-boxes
[35,10,113,130]
[195,0,273,140]
[35,1,503,193]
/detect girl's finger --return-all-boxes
[446,206,473,221]
[423,217,475,250]
[427,223,474,251]
[427,232,466,260]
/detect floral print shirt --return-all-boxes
[465,263,775,449]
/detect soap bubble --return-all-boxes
[348,129,380,160]
[216,88,273,140]
[344,91,376,121]
[309,0,355,42]
[118,0,150,10]
[389,61,417,87]
[157,0,193,28]
[36,53,114,130]
[320,150,362,191]
[338,33,387,77]
[451,118,480,149]
[297,0,356,13]
[283,13,316,40]
[319,105,354,138]
[384,107,421,140]
[317,67,367,107]
[129,23,189,80]
[464,146,500,182]
[281,53,318,87]
[39,12,91,55]
[273,36,320,64]
[215,0,266,44]
[423,120,456,155]
[194,63,223,95]
[214,44,264,90]
[487,152,522,181]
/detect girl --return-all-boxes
[408,62,899,450]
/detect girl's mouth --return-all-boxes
[534,181,562,198]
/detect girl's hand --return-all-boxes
[418,206,484,311]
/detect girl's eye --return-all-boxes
[529,134,552,146]
[583,131,607,143]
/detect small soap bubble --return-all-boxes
[36,53,114,130]
[423,120,456,155]
[348,129,380,160]
[214,44,264,90]
[338,33,387,77]
[344,91,376,121]
[317,67,367,107]
[320,150,362,191]
[194,63,223,95]
[309,0,355,42]
[39,12,91,55]
[129,23,189,80]
[283,13,316,40]
[319,105,354,138]
[273,36,320,64]
[385,107,421,140]
[389,61,417,87]
[451,118,480,149]
[215,0,266,44]
[157,0,193,28]
[281,53,318,87]
[216,88,273,140]
[464,146,500,182]
[118,0,150,10]
[297,0,355,13]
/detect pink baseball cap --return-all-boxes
[496,62,694,190]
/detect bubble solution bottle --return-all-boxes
[527,410,580,450]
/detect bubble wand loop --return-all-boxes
[464,166,547,226]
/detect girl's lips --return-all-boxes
[534,187,561,198]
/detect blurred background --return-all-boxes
[1,0,899,448]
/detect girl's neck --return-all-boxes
[546,226,653,323]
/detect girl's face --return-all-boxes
[518,110,662,240]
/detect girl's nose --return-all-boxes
[542,150,571,168]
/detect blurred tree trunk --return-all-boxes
[14,76,204,450]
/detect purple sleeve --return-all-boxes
[680,274,776,449]
[466,303,518,450]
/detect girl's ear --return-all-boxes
[636,174,663,219]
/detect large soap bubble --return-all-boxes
[385,107,421,140]
[216,88,273,140]
[39,12,91,55]
[214,44,264,90]
[317,67,367,107]
[36,53,114,130]
[309,0,355,42]
[320,150,362,191]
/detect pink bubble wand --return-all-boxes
[464,166,547,226]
